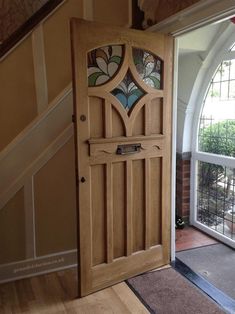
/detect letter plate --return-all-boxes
[116,143,141,155]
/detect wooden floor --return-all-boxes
[0,227,219,314]
[0,268,149,314]
[176,226,218,252]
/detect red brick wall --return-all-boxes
[176,153,191,222]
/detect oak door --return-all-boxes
[71,19,173,297]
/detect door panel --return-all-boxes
[71,19,173,296]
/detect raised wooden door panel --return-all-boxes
[71,19,173,297]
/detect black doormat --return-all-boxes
[176,243,235,300]
[126,267,225,314]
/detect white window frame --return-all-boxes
[150,0,235,258]
[190,51,235,249]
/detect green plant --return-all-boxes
[198,120,235,225]
[199,120,235,157]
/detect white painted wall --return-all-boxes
[177,53,202,152]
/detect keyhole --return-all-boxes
[81,177,86,183]
[80,115,86,122]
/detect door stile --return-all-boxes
[161,157,170,263]
[161,35,173,264]
[106,162,114,263]
[105,100,112,138]
[71,29,94,295]
[144,104,151,136]
[126,159,133,256]
[144,158,151,250]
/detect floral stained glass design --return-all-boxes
[133,48,162,89]
[88,45,123,86]
[111,70,145,112]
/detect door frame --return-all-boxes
[149,2,235,261]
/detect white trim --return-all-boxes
[0,124,73,210]
[0,250,77,284]
[170,38,179,262]
[32,24,48,114]
[193,152,235,169]
[148,0,235,36]
[190,158,197,225]
[0,249,77,267]
[0,84,72,162]
[193,221,235,249]
[24,177,36,259]
[0,85,73,198]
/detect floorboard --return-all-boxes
[0,268,149,314]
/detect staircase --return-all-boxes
[0,0,131,283]
[0,0,79,283]
[0,83,77,282]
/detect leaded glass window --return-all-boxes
[196,42,235,243]
[133,48,162,89]
[111,70,145,112]
[199,60,235,157]
[88,45,123,86]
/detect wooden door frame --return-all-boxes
[149,2,235,261]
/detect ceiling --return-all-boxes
[178,20,230,55]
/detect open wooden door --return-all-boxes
[71,19,173,297]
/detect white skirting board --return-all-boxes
[0,250,77,283]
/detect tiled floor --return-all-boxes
[176,226,218,252]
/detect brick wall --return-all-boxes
[176,152,191,222]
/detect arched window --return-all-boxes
[193,42,235,247]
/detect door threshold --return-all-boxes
[172,258,235,314]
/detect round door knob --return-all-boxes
[81,177,86,183]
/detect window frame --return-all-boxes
[191,47,235,248]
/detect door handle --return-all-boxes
[116,143,141,155]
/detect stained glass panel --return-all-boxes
[88,45,123,86]
[111,70,145,112]
[133,48,162,89]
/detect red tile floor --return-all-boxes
[176,226,218,252]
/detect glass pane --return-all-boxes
[220,81,229,100]
[88,45,123,86]
[199,118,235,157]
[229,80,235,99]
[198,57,235,157]
[210,82,220,99]
[230,60,235,79]
[111,70,145,112]
[221,61,230,81]
[132,48,162,89]
[197,161,235,240]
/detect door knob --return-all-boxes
[80,177,86,183]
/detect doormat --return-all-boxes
[176,243,235,300]
[126,267,225,314]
